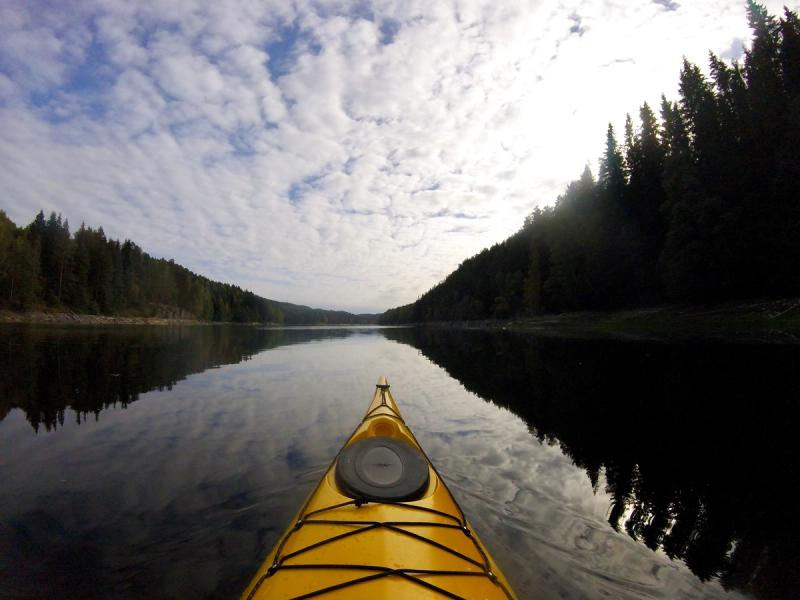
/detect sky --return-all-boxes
[0,0,797,314]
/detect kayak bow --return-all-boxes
[242,376,517,599]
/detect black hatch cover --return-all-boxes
[335,436,430,501]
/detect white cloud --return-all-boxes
[0,0,797,312]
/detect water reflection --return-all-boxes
[0,325,361,431]
[384,327,800,600]
[0,326,390,599]
[1,325,794,599]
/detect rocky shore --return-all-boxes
[0,310,204,326]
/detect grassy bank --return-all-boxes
[423,299,800,343]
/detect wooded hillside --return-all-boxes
[382,3,800,324]
[0,210,371,325]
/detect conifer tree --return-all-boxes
[623,114,635,182]
[7,236,39,308]
[598,124,626,202]
[628,103,667,300]
[659,97,707,300]
[779,8,800,97]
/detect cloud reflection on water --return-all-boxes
[0,326,749,598]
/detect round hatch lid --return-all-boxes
[335,436,430,502]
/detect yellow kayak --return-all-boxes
[242,376,517,599]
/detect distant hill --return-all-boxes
[273,300,378,325]
[381,3,800,324]
[0,210,375,325]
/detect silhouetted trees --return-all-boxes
[0,209,370,324]
[381,3,800,324]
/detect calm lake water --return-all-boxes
[1,325,797,599]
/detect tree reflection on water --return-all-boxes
[0,326,353,431]
[2,325,798,599]
[384,327,800,600]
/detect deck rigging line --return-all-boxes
[246,383,513,600]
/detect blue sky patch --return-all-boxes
[379,19,401,45]
[288,174,324,205]
[265,22,321,81]
[569,13,586,37]
[721,37,745,61]
[653,0,680,12]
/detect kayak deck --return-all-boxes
[242,377,516,599]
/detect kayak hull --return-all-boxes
[242,377,516,599]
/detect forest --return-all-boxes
[381,3,800,324]
[0,210,371,325]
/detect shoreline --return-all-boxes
[0,309,211,326]
[412,298,800,343]
[0,310,371,328]
[4,298,800,342]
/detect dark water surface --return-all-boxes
[1,325,797,599]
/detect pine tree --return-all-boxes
[596,124,639,306]
[599,123,627,203]
[627,103,667,300]
[7,235,39,308]
[659,96,711,301]
[678,60,723,190]
[67,224,91,311]
[623,114,635,182]
[779,8,800,97]
[41,212,71,304]
[744,1,784,138]
[0,211,17,302]
[768,8,800,295]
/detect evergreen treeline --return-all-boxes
[381,3,800,324]
[0,210,371,324]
